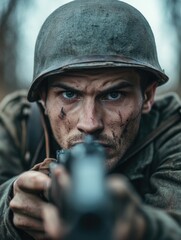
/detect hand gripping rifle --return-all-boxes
[48,136,115,240]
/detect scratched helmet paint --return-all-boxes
[27,0,168,102]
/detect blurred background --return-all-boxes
[0,0,180,100]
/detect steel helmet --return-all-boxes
[28,0,168,102]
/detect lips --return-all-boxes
[100,144,113,153]
[68,142,115,164]
[95,141,114,148]
[71,141,113,151]
[71,142,83,148]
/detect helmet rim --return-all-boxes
[27,55,168,102]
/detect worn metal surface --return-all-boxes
[28,0,169,101]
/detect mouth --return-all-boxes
[99,143,113,153]
[70,141,83,148]
[71,141,113,152]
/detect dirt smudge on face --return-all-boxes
[117,108,142,146]
[59,107,66,120]
[66,119,71,132]
[118,108,142,128]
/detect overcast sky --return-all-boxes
[18,0,177,93]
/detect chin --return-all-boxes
[105,156,120,172]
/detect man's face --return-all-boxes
[42,69,149,170]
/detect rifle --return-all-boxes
[48,136,115,240]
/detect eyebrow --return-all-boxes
[100,81,134,95]
[49,82,81,92]
[49,81,134,94]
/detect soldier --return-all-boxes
[0,0,181,239]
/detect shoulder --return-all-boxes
[153,92,181,119]
[151,92,181,140]
[152,93,181,164]
[139,93,181,163]
[0,90,31,148]
[140,93,181,139]
[0,89,30,119]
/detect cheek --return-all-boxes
[118,104,142,144]
[46,103,77,145]
[106,102,142,136]
[121,106,142,127]
[119,98,143,125]
[107,94,142,122]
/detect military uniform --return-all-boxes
[1,1,181,239]
[0,90,181,239]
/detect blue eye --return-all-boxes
[62,91,77,99]
[106,92,121,100]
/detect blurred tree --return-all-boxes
[164,0,181,93]
[0,0,34,99]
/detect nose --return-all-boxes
[77,99,104,135]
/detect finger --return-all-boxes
[24,230,50,240]
[42,203,68,240]
[107,175,132,194]
[10,192,44,219]
[51,165,71,188]
[113,210,146,240]
[113,217,132,240]
[12,212,44,232]
[45,165,71,201]
[107,174,141,205]
[14,171,51,194]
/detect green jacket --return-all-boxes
[0,90,181,239]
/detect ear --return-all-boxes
[39,90,48,115]
[142,82,157,113]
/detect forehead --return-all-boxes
[49,68,141,85]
